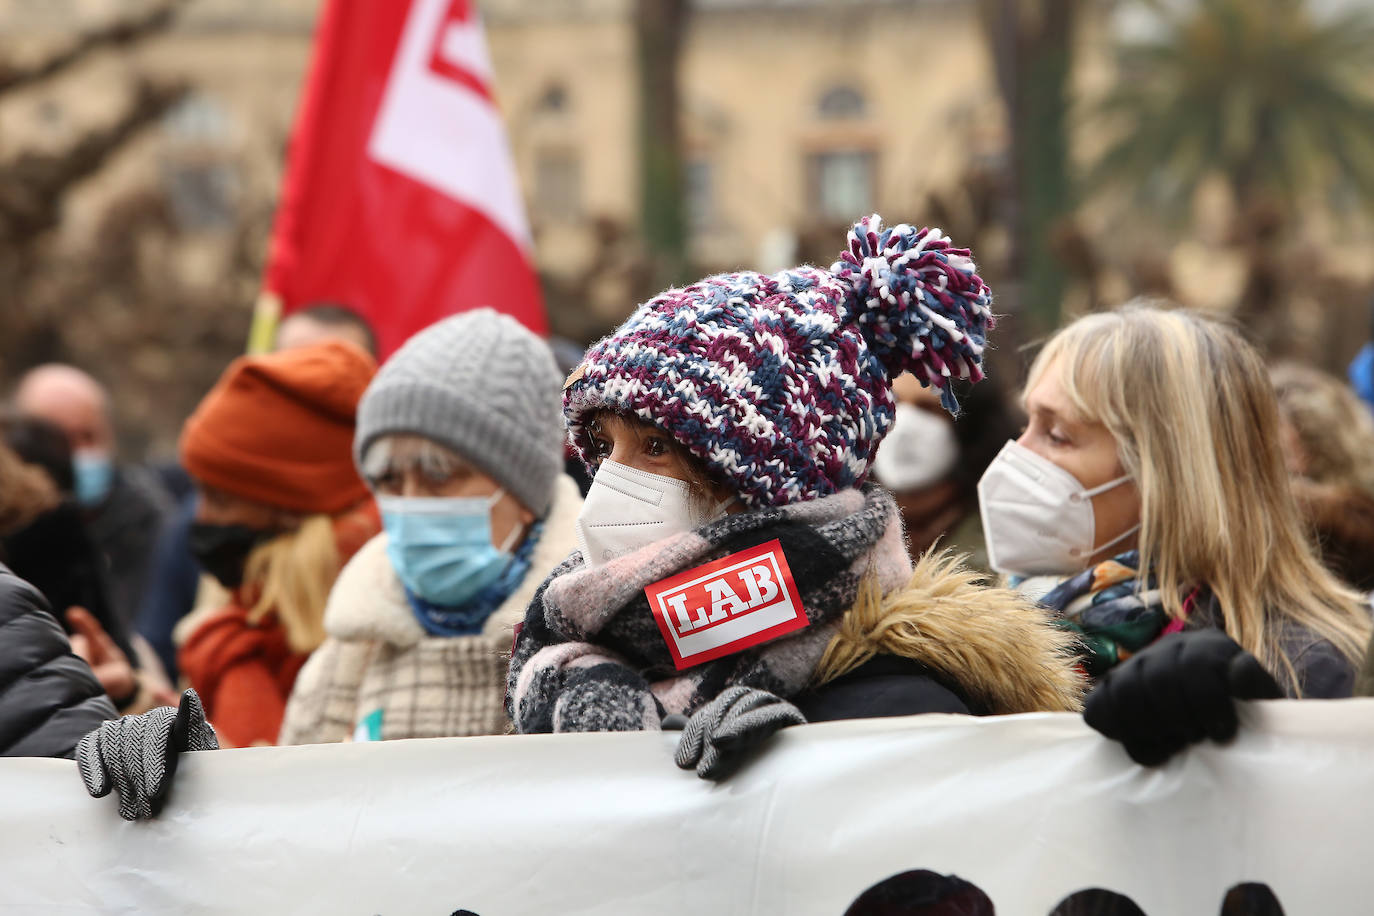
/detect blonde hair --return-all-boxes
[1026,305,1371,694]
[242,514,340,653]
[1270,363,1374,498]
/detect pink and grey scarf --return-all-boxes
[506,486,912,733]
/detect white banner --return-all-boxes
[2,700,1370,915]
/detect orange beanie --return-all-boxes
[180,340,376,514]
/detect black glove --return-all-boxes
[1083,630,1282,766]
[76,688,219,821]
[674,685,806,781]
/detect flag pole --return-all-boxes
[247,290,283,354]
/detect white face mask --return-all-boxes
[870,403,960,492]
[575,459,730,568]
[977,440,1139,577]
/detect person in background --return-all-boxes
[133,497,201,682]
[279,310,582,745]
[136,304,379,683]
[1269,363,1374,592]
[509,216,1082,777]
[274,302,378,357]
[0,419,150,699]
[869,372,1020,567]
[977,305,1373,765]
[173,340,379,747]
[13,364,173,629]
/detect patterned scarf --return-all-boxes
[1032,550,1174,678]
[405,521,544,637]
[506,487,911,733]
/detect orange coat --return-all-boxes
[179,501,380,748]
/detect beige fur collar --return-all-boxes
[323,475,584,648]
[817,550,1086,714]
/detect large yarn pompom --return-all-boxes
[831,214,994,413]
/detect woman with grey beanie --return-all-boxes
[278,308,583,744]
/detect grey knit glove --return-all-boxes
[673,685,806,781]
[76,689,219,821]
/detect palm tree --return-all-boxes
[1089,0,1374,340]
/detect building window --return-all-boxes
[817,85,866,120]
[37,100,63,126]
[810,150,874,221]
[537,83,569,116]
[163,93,231,144]
[159,93,237,230]
[685,158,714,232]
[535,149,581,221]
[162,161,238,230]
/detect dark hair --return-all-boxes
[0,412,75,494]
[285,303,378,357]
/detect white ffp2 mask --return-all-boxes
[870,403,960,492]
[575,459,726,568]
[977,440,1138,577]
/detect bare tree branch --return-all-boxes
[0,0,190,94]
[0,80,190,244]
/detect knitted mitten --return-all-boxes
[77,688,219,821]
[674,685,806,780]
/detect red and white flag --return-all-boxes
[262,0,545,358]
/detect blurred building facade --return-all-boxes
[484,0,1004,334]
[1,0,1372,453]
[0,0,1002,345]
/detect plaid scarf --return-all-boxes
[506,486,912,733]
[1032,551,1173,678]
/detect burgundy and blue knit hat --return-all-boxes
[565,215,994,508]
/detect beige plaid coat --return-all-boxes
[278,475,583,745]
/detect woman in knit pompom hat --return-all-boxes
[508,216,1084,780]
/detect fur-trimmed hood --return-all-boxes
[322,474,584,647]
[817,550,1086,714]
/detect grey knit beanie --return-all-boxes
[354,309,564,517]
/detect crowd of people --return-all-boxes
[1,214,1371,829]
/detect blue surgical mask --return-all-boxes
[379,490,520,608]
[72,449,114,508]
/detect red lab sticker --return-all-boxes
[644,539,808,670]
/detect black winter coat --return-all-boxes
[0,564,116,758]
[796,655,989,722]
[0,501,138,664]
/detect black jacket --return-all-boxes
[1189,596,1358,699]
[0,564,116,758]
[796,655,989,723]
[0,500,138,664]
[86,466,173,628]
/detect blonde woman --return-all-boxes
[173,341,379,749]
[1270,363,1374,591]
[978,305,1372,763]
